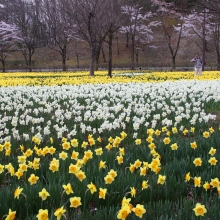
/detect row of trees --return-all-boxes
[0,0,220,75]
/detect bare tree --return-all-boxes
[103,0,123,78]
[196,0,220,14]
[183,10,210,70]
[0,22,21,72]
[41,0,74,71]
[152,0,185,70]
[4,0,45,72]
[67,0,110,76]
[120,3,154,70]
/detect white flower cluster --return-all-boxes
[0,80,219,143]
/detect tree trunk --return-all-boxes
[215,22,220,70]
[131,36,135,70]
[172,56,176,70]
[126,32,129,48]
[202,10,206,71]
[22,50,28,66]
[217,52,220,70]
[28,48,32,72]
[76,51,79,68]
[102,47,107,63]
[62,56,66,71]
[62,45,67,71]
[116,32,120,54]
[108,31,113,78]
[95,44,101,71]
[0,59,6,73]
[135,51,139,64]
[90,47,95,76]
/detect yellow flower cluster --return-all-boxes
[1,70,220,86]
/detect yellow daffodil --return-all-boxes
[71,139,78,147]
[157,175,166,185]
[190,141,197,149]
[49,158,59,172]
[5,209,16,220]
[183,129,188,135]
[185,172,190,182]
[203,182,210,191]
[130,187,136,197]
[142,180,149,190]
[108,136,114,143]
[209,127,215,133]
[193,203,207,216]
[62,183,73,195]
[106,143,113,151]
[208,157,218,165]
[70,197,82,208]
[76,170,86,181]
[193,157,202,166]
[119,148,125,156]
[15,170,23,179]
[28,173,39,185]
[120,131,127,140]
[71,151,79,160]
[0,164,4,174]
[146,136,154,143]
[129,164,135,173]
[104,174,114,184]
[99,188,107,199]
[163,137,171,145]
[155,129,161,136]
[84,150,93,159]
[4,141,11,150]
[135,139,141,145]
[81,141,88,148]
[39,188,50,200]
[36,209,49,220]
[87,182,97,194]
[69,164,80,174]
[203,131,210,138]
[121,197,131,207]
[190,127,195,133]
[17,156,27,164]
[88,137,95,146]
[59,151,68,160]
[134,159,142,168]
[132,204,146,218]
[95,148,103,156]
[62,141,71,150]
[210,178,219,188]
[172,127,178,133]
[117,205,131,220]
[194,177,201,187]
[54,206,66,220]
[99,160,106,169]
[140,167,147,176]
[48,147,56,155]
[117,155,123,164]
[97,137,102,142]
[170,143,178,150]
[148,142,156,149]
[14,186,23,199]
[209,147,216,156]
[147,128,155,136]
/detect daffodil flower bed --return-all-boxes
[0,74,220,219]
[0,70,220,86]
